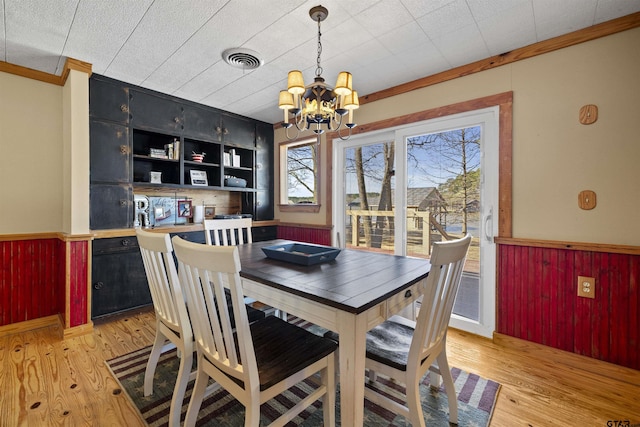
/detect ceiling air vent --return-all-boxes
[222,48,264,70]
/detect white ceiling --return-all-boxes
[2,0,639,124]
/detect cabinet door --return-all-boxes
[130,90,183,133]
[89,77,129,124]
[183,105,220,141]
[255,190,274,220]
[221,114,255,148]
[252,225,277,242]
[90,120,130,183]
[255,122,274,191]
[91,237,150,318]
[90,184,132,229]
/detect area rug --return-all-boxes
[107,317,500,426]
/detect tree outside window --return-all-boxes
[280,139,319,206]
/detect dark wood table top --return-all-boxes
[236,239,431,314]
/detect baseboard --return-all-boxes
[0,314,61,338]
[62,321,94,339]
[493,332,640,386]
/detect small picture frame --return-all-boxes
[190,170,208,186]
[177,200,193,218]
[204,205,216,219]
[150,171,162,184]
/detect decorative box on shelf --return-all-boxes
[225,176,246,188]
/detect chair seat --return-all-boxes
[324,315,422,372]
[251,316,338,391]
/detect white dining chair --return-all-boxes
[358,234,471,427]
[203,217,284,319]
[172,236,338,427]
[203,217,252,246]
[136,229,195,427]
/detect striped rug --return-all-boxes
[107,317,500,426]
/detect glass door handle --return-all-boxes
[484,207,494,242]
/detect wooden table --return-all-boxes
[236,240,431,427]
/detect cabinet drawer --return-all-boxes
[93,236,139,254]
[386,280,424,317]
[171,230,206,244]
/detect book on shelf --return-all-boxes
[150,148,168,159]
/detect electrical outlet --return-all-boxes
[577,276,595,299]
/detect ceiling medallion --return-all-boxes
[278,5,359,141]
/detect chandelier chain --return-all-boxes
[316,15,323,78]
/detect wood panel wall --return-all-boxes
[277,225,331,246]
[66,240,89,328]
[497,243,639,370]
[0,239,63,326]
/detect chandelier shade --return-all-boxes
[278,5,359,140]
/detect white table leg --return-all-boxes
[336,310,368,426]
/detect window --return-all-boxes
[279,138,320,212]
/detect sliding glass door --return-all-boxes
[333,107,498,337]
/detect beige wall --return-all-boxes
[275,27,640,246]
[62,69,91,235]
[0,72,64,234]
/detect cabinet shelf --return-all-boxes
[185,160,219,167]
[224,165,252,172]
[133,154,179,163]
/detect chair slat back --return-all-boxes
[412,234,471,359]
[136,229,190,337]
[172,236,258,386]
[203,218,252,246]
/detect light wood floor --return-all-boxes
[1,308,639,426]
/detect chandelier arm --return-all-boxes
[285,124,300,141]
[337,124,354,141]
[293,112,305,131]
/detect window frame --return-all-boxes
[279,137,321,213]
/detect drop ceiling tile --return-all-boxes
[431,24,491,67]
[0,5,5,61]
[533,0,598,40]
[416,0,476,40]
[62,0,154,75]
[395,41,451,77]
[243,13,313,64]
[377,21,431,55]
[353,0,415,36]
[399,0,458,19]
[172,61,237,101]
[4,0,78,74]
[322,18,372,57]
[476,2,537,55]
[143,0,298,94]
[337,0,384,17]
[105,0,228,83]
[466,0,532,22]
[200,73,265,107]
[595,0,640,23]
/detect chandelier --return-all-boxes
[278,5,359,141]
